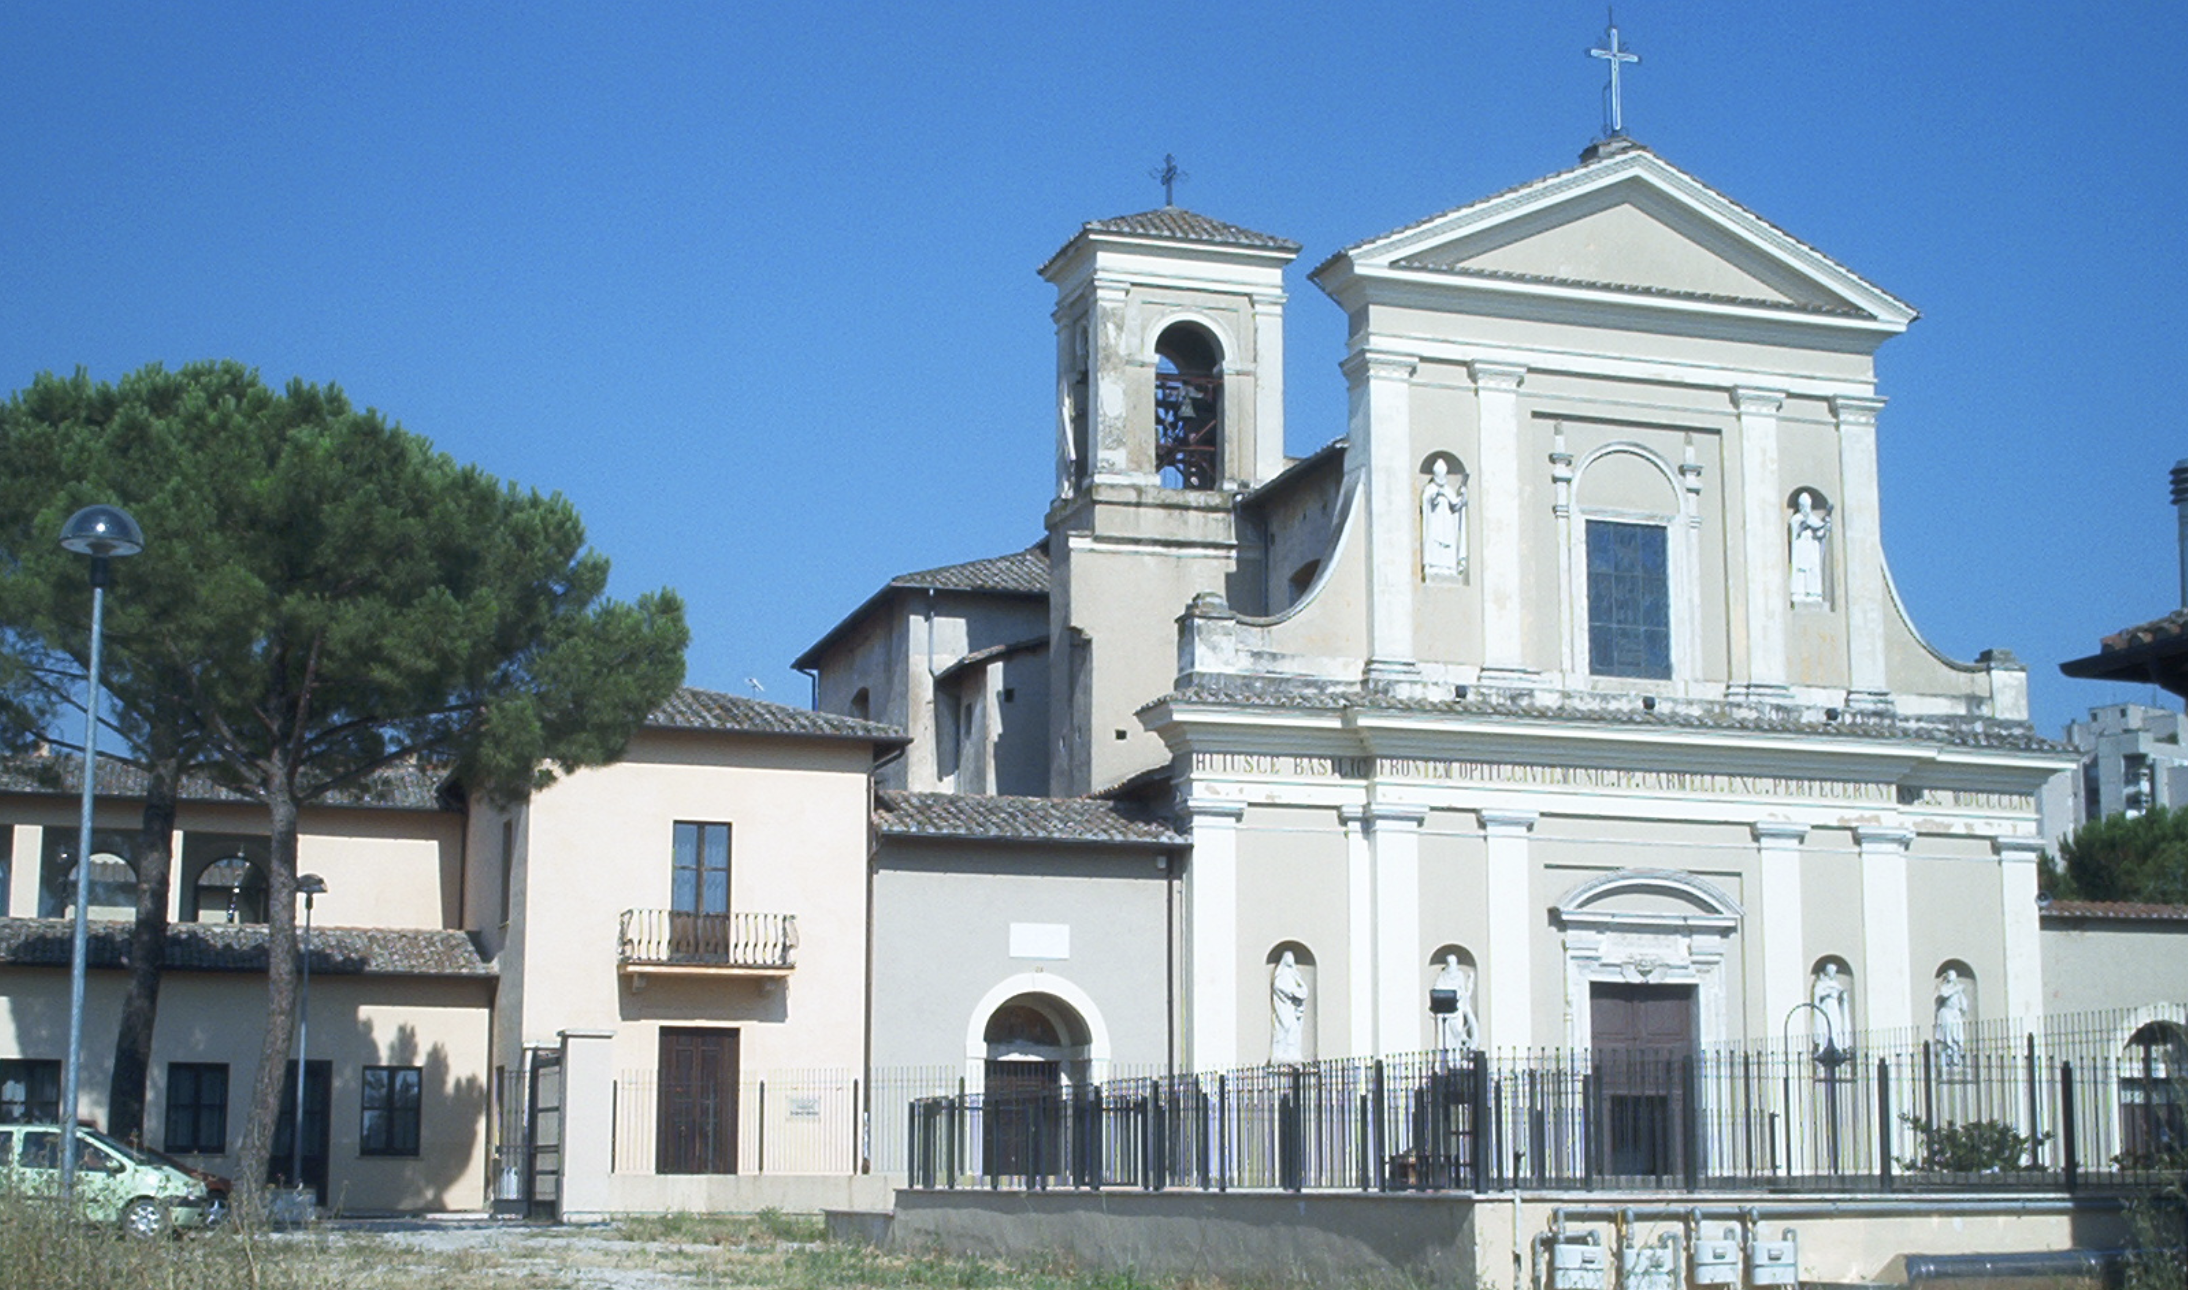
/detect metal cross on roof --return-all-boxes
[1589,13,1640,137]
[1149,154,1187,207]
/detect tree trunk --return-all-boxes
[235,774,300,1204]
[105,760,179,1146]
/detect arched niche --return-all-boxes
[1266,941,1317,1064]
[1425,944,1480,1052]
[1807,955,1856,1053]
[1553,868,1743,1050]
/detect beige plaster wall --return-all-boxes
[2042,919,2188,1015]
[0,965,492,1212]
[0,792,460,929]
[1234,805,1348,1063]
[509,728,873,1083]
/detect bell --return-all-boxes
[1174,387,1198,419]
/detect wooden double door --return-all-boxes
[1590,984,1697,1179]
[658,1028,738,1174]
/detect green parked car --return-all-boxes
[0,1124,213,1237]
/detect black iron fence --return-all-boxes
[908,1007,2188,1194]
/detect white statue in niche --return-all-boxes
[1811,962,1852,1053]
[1430,954,1480,1053]
[1935,968,1971,1069]
[1420,459,1467,580]
[1788,489,1832,604]
[1270,950,1308,1063]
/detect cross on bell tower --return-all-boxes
[1589,13,1640,137]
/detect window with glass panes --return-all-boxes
[1586,519,1672,679]
[164,1062,228,1153]
[359,1066,421,1156]
[671,822,731,915]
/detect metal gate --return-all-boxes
[527,1050,563,1218]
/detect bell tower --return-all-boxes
[1037,204,1300,793]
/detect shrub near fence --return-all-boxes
[909,1006,2188,1195]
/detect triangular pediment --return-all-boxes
[1319,147,1915,329]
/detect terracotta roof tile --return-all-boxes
[1079,207,1301,253]
[0,917,495,977]
[0,755,448,811]
[876,790,1185,847]
[649,687,906,744]
[887,546,1050,595]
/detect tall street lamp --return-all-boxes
[57,504,144,1199]
[291,872,327,1202]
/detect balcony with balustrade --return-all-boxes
[617,909,797,987]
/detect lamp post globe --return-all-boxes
[58,505,146,560]
[56,503,142,1200]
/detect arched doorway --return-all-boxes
[977,992,1093,1179]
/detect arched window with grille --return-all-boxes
[1153,322,1222,489]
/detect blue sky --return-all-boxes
[2,2,2181,735]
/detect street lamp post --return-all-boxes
[57,504,143,1200]
[292,873,327,1200]
[1782,1001,1853,1177]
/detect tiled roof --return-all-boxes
[889,546,1050,595]
[1145,676,2064,753]
[649,687,906,744]
[1080,208,1301,253]
[1386,261,1874,319]
[0,918,495,977]
[0,754,448,812]
[794,546,1049,671]
[2100,610,2188,654]
[2042,900,2188,922]
[876,791,1186,847]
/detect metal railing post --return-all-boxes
[1877,1057,1893,1192]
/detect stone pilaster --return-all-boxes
[1833,395,1891,711]
[1732,387,1790,702]
[1856,826,1915,1035]
[1995,836,2046,1032]
[1367,803,1428,1055]
[1472,362,1533,686]
[1754,820,1811,1041]
[1186,797,1248,1070]
[1481,808,1540,1051]
[1343,348,1422,687]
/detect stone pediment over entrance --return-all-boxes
[1314,146,1917,336]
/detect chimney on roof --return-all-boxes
[2173,459,2188,608]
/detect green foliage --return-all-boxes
[1895,1113,2049,1173]
[0,360,690,803]
[2125,1195,2188,1290]
[2051,806,2188,904]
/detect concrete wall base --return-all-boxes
[891,1189,2135,1288]
[890,1190,1475,1286]
[603,1173,895,1214]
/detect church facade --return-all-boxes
[807,138,2074,1088]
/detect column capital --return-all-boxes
[1250,290,1289,309]
[1363,802,1429,829]
[1753,819,1811,844]
[1731,386,1786,415]
[1829,394,1886,426]
[1340,347,1418,384]
[1480,807,1540,836]
[1468,360,1527,391]
[1185,797,1248,824]
[1994,835,2047,863]
[1855,825,1916,851]
[1338,804,1369,828]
